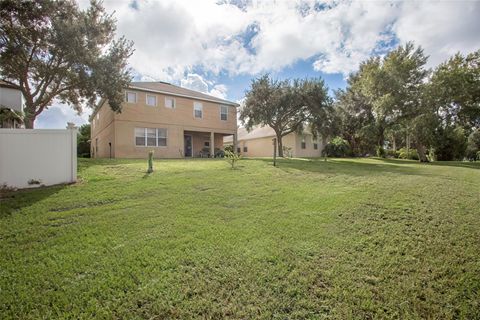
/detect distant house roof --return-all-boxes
[0,80,19,90]
[225,125,315,143]
[129,82,239,107]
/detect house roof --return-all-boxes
[225,125,315,143]
[0,80,19,90]
[129,81,239,107]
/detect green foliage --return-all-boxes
[376,146,386,158]
[214,148,225,158]
[396,147,419,160]
[77,124,91,158]
[241,74,330,157]
[0,0,133,127]
[324,136,350,157]
[224,150,240,169]
[432,126,468,160]
[466,129,480,161]
[224,145,234,153]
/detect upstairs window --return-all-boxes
[165,97,175,109]
[126,91,137,103]
[194,102,203,118]
[146,94,157,106]
[220,105,228,121]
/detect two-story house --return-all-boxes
[90,81,238,158]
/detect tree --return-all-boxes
[241,75,330,157]
[77,123,91,157]
[0,0,133,128]
[429,50,480,129]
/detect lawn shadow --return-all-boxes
[254,157,435,177]
[0,184,66,217]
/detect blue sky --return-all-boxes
[36,0,480,128]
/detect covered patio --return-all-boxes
[183,129,236,158]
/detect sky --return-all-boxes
[36,0,480,128]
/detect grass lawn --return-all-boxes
[1,158,479,319]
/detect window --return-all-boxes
[194,102,203,118]
[243,146,248,152]
[157,128,167,146]
[165,97,175,109]
[125,91,137,103]
[146,94,157,106]
[135,128,168,147]
[220,105,228,121]
[237,147,241,153]
[301,136,306,149]
[204,141,210,147]
[135,128,146,146]
[314,142,318,150]
[146,128,156,146]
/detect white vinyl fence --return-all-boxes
[0,124,77,189]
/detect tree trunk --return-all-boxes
[24,116,35,129]
[416,144,429,162]
[392,136,396,152]
[277,133,284,157]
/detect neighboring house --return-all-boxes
[0,80,25,129]
[224,126,325,158]
[90,81,238,158]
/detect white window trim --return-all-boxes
[125,91,137,103]
[165,97,176,109]
[135,127,168,148]
[220,105,228,121]
[194,102,203,119]
[146,94,157,107]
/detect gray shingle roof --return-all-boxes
[130,82,238,106]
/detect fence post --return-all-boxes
[67,122,77,183]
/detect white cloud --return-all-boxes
[180,73,228,99]
[36,102,91,129]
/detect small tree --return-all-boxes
[240,75,330,157]
[77,123,91,157]
[0,0,134,128]
[224,150,240,169]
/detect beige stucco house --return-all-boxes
[225,126,325,158]
[0,80,25,129]
[90,82,238,158]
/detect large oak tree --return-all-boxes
[0,0,133,128]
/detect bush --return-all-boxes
[323,137,350,157]
[224,145,234,153]
[282,146,293,158]
[224,150,240,169]
[386,149,397,158]
[376,146,386,158]
[214,148,225,158]
[465,129,480,161]
[396,147,419,160]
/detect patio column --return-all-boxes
[210,131,214,158]
[233,133,238,155]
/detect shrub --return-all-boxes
[224,145,234,153]
[282,146,293,158]
[224,150,240,169]
[396,147,419,160]
[465,129,480,161]
[214,148,225,158]
[386,149,397,158]
[323,137,350,157]
[376,146,386,158]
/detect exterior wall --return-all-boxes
[237,133,324,158]
[0,87,24,112]
[238,134,296,157]
[0,128,77,188]
[293,133,324,157]
[90,102,115,158]
[91,88,237,158]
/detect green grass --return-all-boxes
[1,158,479,319]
